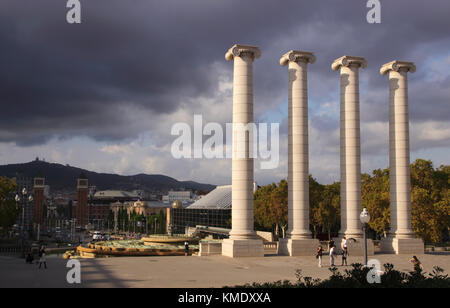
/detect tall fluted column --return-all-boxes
[222,44,263,258]
[380,61,424,254]
[278,51,319,256]
[332,56,366,238]
[332,56,373,256]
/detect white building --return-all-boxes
[162,190,194,204]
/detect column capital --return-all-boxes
[332,55,367,71]
[225,44,261,62]
[380,60,416,75]
[280,50,315,66]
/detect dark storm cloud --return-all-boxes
[0,0,449,145]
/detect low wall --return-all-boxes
[46,247,76,255]
[77,244,197,257]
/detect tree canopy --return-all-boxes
[0,177,18,235]
[254,159,449,243]
[254,179,288,237]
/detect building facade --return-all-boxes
[162,190,194,203]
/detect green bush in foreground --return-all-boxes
[228,263,450,288]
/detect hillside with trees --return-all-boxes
[0,160,216,194]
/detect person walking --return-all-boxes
[317,246,323,268]
[341,247,349,266]
[184,241,189,256]
[329,245,336,267]
[38,246,47,269]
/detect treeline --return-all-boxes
[254,159,449,243]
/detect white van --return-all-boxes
[92,231,102,241]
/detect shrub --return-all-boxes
[227,263,450,288]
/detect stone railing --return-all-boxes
[256,231,274,243]
[263,242,278,250]
[0,245,21,256]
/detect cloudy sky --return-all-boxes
[0,0,449,186]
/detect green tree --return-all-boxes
[254,180,288,237]
[253,159,449,244]
[0,177,19,235]
[361,169,390,237]
[309,176,325,238]
[410,159,449,243]
[312,182,340,240]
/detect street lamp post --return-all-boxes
[145,217,148,235]
[15,188,33,258]
[360,208,371,266]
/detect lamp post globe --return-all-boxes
[360,208,370,224]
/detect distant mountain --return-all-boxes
[0,160,216,193]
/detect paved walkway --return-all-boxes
[0,253,448,288]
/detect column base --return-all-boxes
[222,238,264,258]
[199,241,222,256]
[278,238,320,256]
[333,237,375,256]
[380,237,424,254]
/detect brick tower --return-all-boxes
[76,174,89,228]
[33,177,45,225]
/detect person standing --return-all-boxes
[341,247,349,266]
[184,241,189,257]
[38,246,47,269]
[329,245,336,267]
[317,246,323,268]
[328,240,335,251]
[342,237,348,250]
[409,256,424,272]
[25,251,34,264]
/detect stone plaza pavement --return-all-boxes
[0,253,448,288]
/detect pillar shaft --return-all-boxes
[381,61,416,239]
[332,56,367,238]
[288,59,309,238]
[226,45,261,240]
[281,51,315,239]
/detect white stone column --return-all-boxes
[222,44,264,258]
[332,56,373,256]
[278,50,319,256]
[380,61,424,254]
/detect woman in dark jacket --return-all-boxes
[184,241,189,256]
